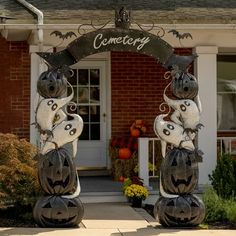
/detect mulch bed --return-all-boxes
[0,205,37,227]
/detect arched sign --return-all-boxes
[38,28,196,71]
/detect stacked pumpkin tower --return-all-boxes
[154,70,205,227]
[33,69,84,227]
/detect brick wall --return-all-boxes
[0,36,30,140]
[111,49,193,137]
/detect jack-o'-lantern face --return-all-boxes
[161,148,199,194]
[38,148,76,195]
[37,69,67,98]
[171,72,198,99]
[33,196,84,227]
[154,195,205,227]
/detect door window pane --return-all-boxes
[90,69,100,85]
[78,69,88,85]
[90,106,100,122]
[67,67,101,140]
[78,106,89,122]
[90,87,100,103]
[79,87,89,103]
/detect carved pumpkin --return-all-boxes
[33,196,84,227]
[130,128,140,137]
[171,72,198,99]
[118,148,132,159]
[38,148,76,195]
[37,69,67,98]
[154,195,205,227]
[161,148,199,194]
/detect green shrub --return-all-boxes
[209,154,236,199]
[0,133,41,206]
[203,187,236,224]
[203,187,227,223]
[224,199,236,223]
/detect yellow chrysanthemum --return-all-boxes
[124,184,149,200]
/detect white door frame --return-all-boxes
[71,59,107,168]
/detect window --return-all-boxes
[217,55,236,131]
[67,68,101,140]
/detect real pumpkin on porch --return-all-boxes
[118,147,132,159]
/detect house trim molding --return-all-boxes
[194,45,218,184]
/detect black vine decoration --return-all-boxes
[77,20,112,35]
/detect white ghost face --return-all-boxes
[41,114,83,155]
[35,91,73,134]
[164,94,202,132]
[154,114,195,157]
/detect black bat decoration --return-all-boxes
[168,30,193,40]
[50,31,77,40]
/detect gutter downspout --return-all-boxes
[16,0,44,146]
[16,0,43,52]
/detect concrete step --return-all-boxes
[80,192,127,203]
[80,190,159,204]
[78,170,110,176]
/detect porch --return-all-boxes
[79,136,236,204]
[138,136,236,188]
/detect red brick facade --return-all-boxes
[0,36,30,140]
[111,49,193,138]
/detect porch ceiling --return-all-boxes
[1,0,236,25]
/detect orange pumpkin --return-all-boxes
[119,176,125,182]
[130,128,140,137]
[118,148,132,159]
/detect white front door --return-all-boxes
[68,60,107,169]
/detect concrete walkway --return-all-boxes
[0,203,235,236]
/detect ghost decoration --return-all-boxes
[163,93,203,137]
[39,109,67,142]
[41,114,83,156]
[35,90,74,136]
[153,114,195,157]
[53,109,67,127]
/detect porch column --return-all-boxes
[29,45,52,145]
[194,46,218,185]
[138,137,149,187]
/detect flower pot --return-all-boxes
[131,198,142,208]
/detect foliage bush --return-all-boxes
[203,187,236,224]
[209,154,236,199]
[203,187,227,223]
[0,133,41,206]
